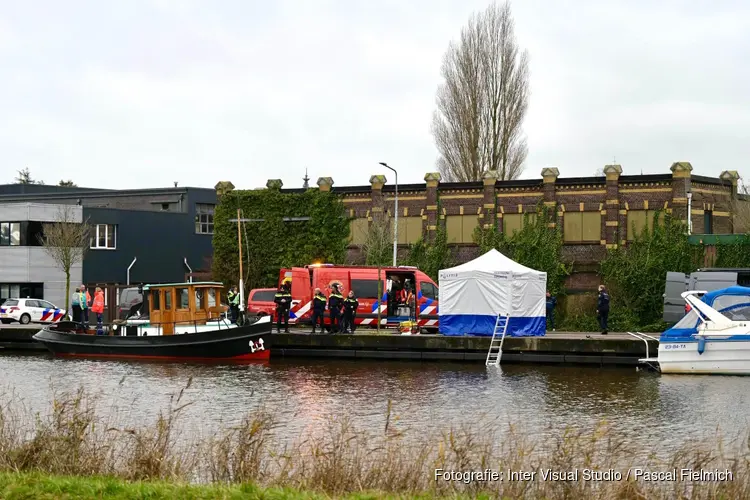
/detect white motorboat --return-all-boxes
[640,286,750,375]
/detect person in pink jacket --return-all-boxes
[91,287,105,335]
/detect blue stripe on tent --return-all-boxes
[439,314,545,337]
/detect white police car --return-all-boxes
[0,298,69,325]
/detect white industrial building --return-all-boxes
[0,203,83,308]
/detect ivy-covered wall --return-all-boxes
[712,235,750,267]
[212,188,350,294]
[403,226,453,281]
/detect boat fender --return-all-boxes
[697,337,706,355]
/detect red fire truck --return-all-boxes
[277,264,439,332]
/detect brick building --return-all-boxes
[247,162,743,292]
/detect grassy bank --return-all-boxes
[1,382,749,499]
[0,471,406,499]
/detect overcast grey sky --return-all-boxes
[1,0,748,190]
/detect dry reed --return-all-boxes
[0,380,748,499]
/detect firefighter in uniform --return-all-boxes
[342,290,359,333]
[311,288,327,333]
[327,284,344,333]
[274,280,292,333]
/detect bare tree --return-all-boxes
[38,206,92,314]
[432,1,529,182]
[359,213,393,333]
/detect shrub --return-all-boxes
[600,212,702,326]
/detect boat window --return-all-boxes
[164,290,172,310]
[207,289,217,307]
[713,295,750,311]
[673,309,699,329]
[723,305,750,321]
[151,290,160,310]
[176,288,189,309]
[195,288,204,310]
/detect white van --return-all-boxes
[663,268,750,323]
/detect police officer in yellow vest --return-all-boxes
[227,286,240,323]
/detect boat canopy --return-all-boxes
[661,286,750,338]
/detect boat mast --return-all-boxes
[237,208,245,312]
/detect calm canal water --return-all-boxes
[2,352,749,451]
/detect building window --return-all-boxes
[626,210,665,240]
[704,210,713,234]
[91,224,117,249]
[563,212,601,243]
[196,204,215,234]
[446,215,479,243]
[502,213,537,237]
[0,222,21,246]
[397,216,423,245]
[0,283,44,303]
[161,203,170,211]
[349,218,369,245]
[24,221,43,246]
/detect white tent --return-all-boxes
[438,249,547,336]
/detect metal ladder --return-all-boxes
[486,314,509,366]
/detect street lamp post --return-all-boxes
[379,162,398,266]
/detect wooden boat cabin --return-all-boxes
[144,282,228,334]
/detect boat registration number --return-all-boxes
[664,344,687,350]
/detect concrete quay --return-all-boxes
[0,325,658,366]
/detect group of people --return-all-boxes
[71,285,106,334]
[545,285,610,335]
[272,280,359,334]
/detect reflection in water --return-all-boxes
[2,353,749,451]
